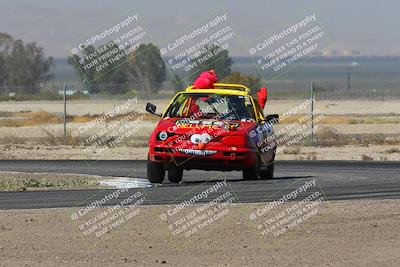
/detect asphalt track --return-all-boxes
[0,160,399,210]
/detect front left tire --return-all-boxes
[260,161,274,180]
[243,156,260,180]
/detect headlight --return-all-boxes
[190,134,202,144]
[158,131,168,141]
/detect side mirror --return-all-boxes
[145,102,161,117]
[265,114,279,124]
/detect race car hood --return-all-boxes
[150,117,258,150]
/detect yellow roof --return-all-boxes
[184,83,251,96]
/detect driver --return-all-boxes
[183,95,200,117]
[228,97,252,120]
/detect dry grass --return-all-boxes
[0,111,62,127]
[311,126,400,147]
[0,111,18,117]
[280,115,400,125]
[348,117,400,124]
[0,172,105,191]
[320,116,350,124]
[0,178,99,191]
[384,147,400,154]
[306,152,318,160]
[362,154,374,160]
[280,115,350,125]
[283,146,301,154]
[0,110,159,128]
[314,127,346,146]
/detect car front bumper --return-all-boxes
[148,145,257,171]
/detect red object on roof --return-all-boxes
[194,78,214,89]
[257,87,268,109]
[199,70,218,83]
[193,70,218,89]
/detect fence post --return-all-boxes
[63,83,67,145]
[310,80,315,146]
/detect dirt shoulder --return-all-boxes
[1,200,399,266]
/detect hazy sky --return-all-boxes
[0,0,398,57]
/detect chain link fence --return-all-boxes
[0,83,167,147]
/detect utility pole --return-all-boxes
[310,80,315,145]
[63,83,67,145]
[347,62,357,91]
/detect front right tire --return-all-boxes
[147,158,165,183]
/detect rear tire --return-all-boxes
[243,156,260,180]
[147,159,165,184]
[260,161,274,180]
[168,166,183,183]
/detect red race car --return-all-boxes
[145,83,278,183]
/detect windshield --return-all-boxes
[163,93,256,121]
